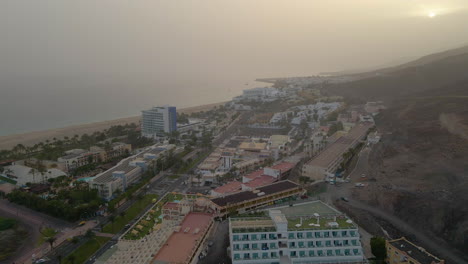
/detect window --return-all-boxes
[306,232,313,238]
[299,251,306,257]
[262,243,268,250]
[344,249,350,255]
[316,241,322,247]
[290,251,297,257]
[242,234,249,241]
[234,244,240,250]
[298,241,305,248]
[269,234,277,240]
[309,250,315,256]
[315,232,321,238]
[325,240,331,247]
[335,249,341,256]
[324,231,330,237]
[297,232,303,238]
[252,243,258,249]
[341,231,347,237]
[262,252,268,259]
[243,253,250,259]
[233,235,239,241]
[327,250,333,256]
[261,234,267,240]
[253,253,259,259]
[271,252,277,258]
[243,244,250,250]
[289,242,296,248]
[289,233,295,239]
[353,249,359,255]
[251,234,258,240]
[270,242,276,249]
[234,254,240,260]
[332,231,338,237]
[317,250,323,256]
[308,241,314,247]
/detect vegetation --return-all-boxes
[0,123,152,162]
[6,186,102,221]
[102,194,158,234]
[63,236,110,264]
[370,237,387,263]
[38,227,58,246]
[0,217,17,231]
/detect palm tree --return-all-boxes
[46,236,57,249]
[119,211,126,221]
[109,215,116,232]
[29,168,37,183]
[67,255,76,264]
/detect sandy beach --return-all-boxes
[0,102,226,150]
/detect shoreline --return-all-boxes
[0,101,227,150]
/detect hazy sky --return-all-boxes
[1,0,467,135]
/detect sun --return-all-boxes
[428,11,437,18]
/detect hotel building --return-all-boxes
[229,201,365,264]
[141,106,177,138]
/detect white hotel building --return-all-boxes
[229,201,365,264]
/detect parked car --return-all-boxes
[341,197,349,202]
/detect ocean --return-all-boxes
[0,77,267,136]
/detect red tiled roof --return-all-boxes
[243,170,264,180]
[271,162,296,172]
[212,181,242,194]
[163,202,179,210]
[243,175,276,189]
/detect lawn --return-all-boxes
[0,217,16,231]
[63,236,110,264]
[102,194,158,234]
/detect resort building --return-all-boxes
[141,106,177,138]
[229,201,365,264]
[210,180,303,217]
[100,194,214,264]
[302,123,373,181]
[90,144,175,200]
[58,149,101,171]
[386,237,445,264]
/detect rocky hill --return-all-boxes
[353,79,468,257]
[325,51,468,101]
[321,45,468,260]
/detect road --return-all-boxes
[321,146,468,264]
[0,199,80,264]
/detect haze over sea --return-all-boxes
[0,78,266,137]
[2,1,467,136]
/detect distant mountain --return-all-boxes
[325,50,468,101]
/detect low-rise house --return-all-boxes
[386,237,444,264]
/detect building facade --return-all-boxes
[386,237,445,264]
[229,202,365,264]
[141,106,177,138]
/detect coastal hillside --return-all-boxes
[354,80,468,255]
[325,51,468,101]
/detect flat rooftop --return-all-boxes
[211,180,299,207]
[389,238,443,264]
[153,212,212,263]
[306,123,372,168]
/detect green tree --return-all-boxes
[66,255,76,264]
[109,215,116,232]
[370,237,387,262]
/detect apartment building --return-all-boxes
[210,180,303,217]
[386,237,445,264]
[90,144,174,200]
[58,149,101,171]
[141,106,177,138]
[302,123,373,181]
[229,201,365,264]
